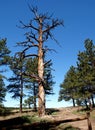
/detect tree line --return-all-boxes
[58,39,95,110]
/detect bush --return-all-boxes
[0,105,11,116]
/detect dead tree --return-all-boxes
[17,6,63,117]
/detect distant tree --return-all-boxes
[7,53,27,113]
[44,60,55,96]
[24,96,34,109]
[0,38,11,104]
[77,39,95,109]
[0,77,6,104]
[25,57,38,111]
[25,82,38,111]
[0,38,11,68]
[59,39,95,109]
[17,6,63,116]
[58,66,78,107]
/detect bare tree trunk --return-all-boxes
[72,98,75,107]
[38,84,45,116]
[38,20,45,117]
[28,103,31,109]
[88,97,92,111]
[33,82,37,111]
[20,74,23,113]
[38,54,45,116]
[38,48,45,116]
[91,95,94,107]
[86,112,92,130]
[84,99,89,109]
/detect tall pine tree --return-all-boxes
[0,38,10,104]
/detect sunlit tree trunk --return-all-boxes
[38,19,45,116]
[88,97,92,111]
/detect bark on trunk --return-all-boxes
[38,48,45,116]
[86,112,92,130]
[72,98,75,107]
[33,83,37,111]
[20,97,22,113]
[85,99,89,109]
[38,84,45,116]
[91,95,94,107]
[88,97,92,111]
[38,19,45,116]
[20,70,23,113]
[28,104,31,109]
[20,75,23,113]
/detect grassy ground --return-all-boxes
[0,106,95,130]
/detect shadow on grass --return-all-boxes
[63,126,80,130]
[46,108,59,115]
[0,117,81,130]
[0,108,82,130]
[0,107,35,117]
[0,107,11,116]
[0,116,31,128]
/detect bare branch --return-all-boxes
[28,5,38,18]
[19,20,39,31]
[43,60,52,67]
[43,19,63,33]
[29,6,43,24]
[25,54,38,58]
[48,32,62,47]
[17,33,38,47]
[25,32,39,43]
[22,71,42,83]
[46,48,57,53]
[28,5,54,22]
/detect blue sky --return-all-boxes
[0,0,95,108]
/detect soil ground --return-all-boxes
[0,107,95,130]
[51,107,95,130]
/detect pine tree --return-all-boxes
[7,53,26,113]
[25,57,38,111]
[0,77,6,104]
[24,96,34,109]
[0,38,10,104]
[58,66,78,107]
[77,39,95,109]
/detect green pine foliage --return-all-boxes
[0,38,11,66]
[58,66,78,106]
[0,38,10,104]
[24,57,55,110]
[59,39,95,108]
[0,77,6,103]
